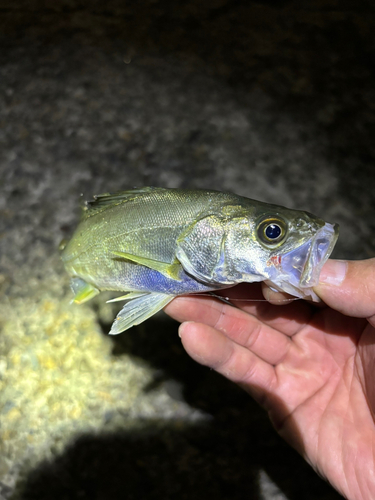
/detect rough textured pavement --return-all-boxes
[0,1,374,499]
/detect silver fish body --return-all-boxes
[61,187,339,334]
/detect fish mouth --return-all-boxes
[272,222,339,300]
[299,222,339,287]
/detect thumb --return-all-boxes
[314,258,375,319]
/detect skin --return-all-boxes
[164,258,375,500]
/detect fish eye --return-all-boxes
[257,216,287,246]
[265,224,281,239]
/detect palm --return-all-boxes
[165,285,375,500]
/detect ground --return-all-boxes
[0,1,374,499]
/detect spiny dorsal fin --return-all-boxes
[82,187,162,219]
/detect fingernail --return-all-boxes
[178,324,183,338]
[178,322,190,338]
[319,259,348,286]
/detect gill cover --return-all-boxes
[176,215,235,284]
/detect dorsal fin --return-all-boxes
[81,187,161,219]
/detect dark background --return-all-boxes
[0,1,374,498]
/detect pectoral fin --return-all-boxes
[70,277,100,304]
[112,251,182,281]
[109,292,174,334]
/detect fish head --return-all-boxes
[226,207,339,301]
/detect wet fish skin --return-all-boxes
[61,187,339,334]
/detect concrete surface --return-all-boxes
[1,1,374,498]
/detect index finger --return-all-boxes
[165,295,294,366]
[214,283,314,336]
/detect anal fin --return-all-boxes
[109,292,174,334]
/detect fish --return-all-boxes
[61,187,339,334]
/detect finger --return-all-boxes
[261,283,327,309]
[261,282,298,305]
[216,284,313,337]
[165,296,294,365]
[179,321,276,404]
[166,292,310,340]
[314,258,375,323]
[215,282,295,305]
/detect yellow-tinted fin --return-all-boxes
[106,292,147,303]
[109,292,174,334]
[70,277,100,304]
[112,251,182,281]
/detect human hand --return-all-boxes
[164,259,375,500]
